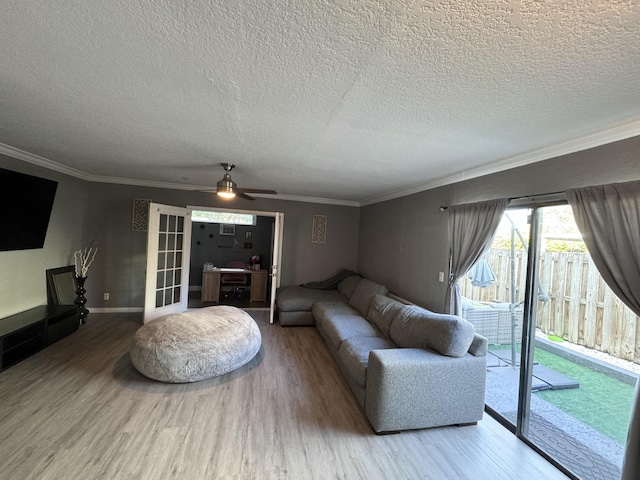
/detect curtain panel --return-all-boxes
[566,180,640,480]
[444,198,508,316]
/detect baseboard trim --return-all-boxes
[89,307,144,314]
[89,306,268,314]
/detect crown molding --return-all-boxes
[360,115,640,206]
[248,192,360,207]
[0,143,92,180]
[3,114,639,209]
[0,142,360,207]
[86,174,209,191]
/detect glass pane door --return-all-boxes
[461,204,638,480]
[522,205,635,480]
[155,213,185,308]
[463,208,530,427]
[144,203,192,322]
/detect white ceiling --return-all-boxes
[1,1,640,206]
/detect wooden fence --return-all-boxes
[461,248,640,364]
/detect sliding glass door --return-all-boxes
[461,204,637,480]
[473,208,530,428]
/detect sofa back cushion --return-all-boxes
[348,279,389,316]
[389,305,475,357]
[367,294,404,337]
[338,275,362,299]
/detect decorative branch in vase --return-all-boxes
[73,244,97,325]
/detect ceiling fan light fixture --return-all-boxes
[209,162,275,201]
[216,174,236,199]
[216,189,236,199]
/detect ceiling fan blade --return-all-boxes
[237,191,255,201]
[237,188,278,195]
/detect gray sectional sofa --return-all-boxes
[276,274,488,433]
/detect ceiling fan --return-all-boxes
[213,163,277,201]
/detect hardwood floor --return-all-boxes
[0,312,568,479]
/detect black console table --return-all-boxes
[0,305,79,372]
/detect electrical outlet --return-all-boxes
[438,272,445,283]
[103,292,110,300]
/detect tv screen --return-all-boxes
[0,167,58,251]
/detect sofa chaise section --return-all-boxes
[276,272,362,326]
[276,286,347,326]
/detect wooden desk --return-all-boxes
[201,269,269,303]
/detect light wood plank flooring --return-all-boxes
[0,312,568,479]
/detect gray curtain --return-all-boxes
[566,181,640,480]
[444,198,508,316]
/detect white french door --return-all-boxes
[269,212,284,323]
[143,203,192,323]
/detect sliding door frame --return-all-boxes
[485,198,577,480]
[516,206,541,439]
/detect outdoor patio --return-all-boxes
[461,242,640,480]
[483,331,638,480]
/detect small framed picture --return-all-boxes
[244,242,253,249]
[245,231,252,239]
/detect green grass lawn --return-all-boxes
[532,349,635,445]
[489,344,636,445]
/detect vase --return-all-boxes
[74,275,90,325]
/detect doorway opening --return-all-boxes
[143,203,283,324]
[186,206,284,318]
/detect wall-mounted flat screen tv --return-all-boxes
[0,167,58,251]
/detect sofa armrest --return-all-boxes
[365,348,486,433]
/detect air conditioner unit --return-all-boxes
[219,224,235,235]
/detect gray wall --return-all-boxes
[84,183,360,309]
[4,134,637,317]
[357,135,640,312]
[0,154,89,318]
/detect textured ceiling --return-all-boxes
[1,0,640,205]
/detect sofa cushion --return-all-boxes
[276,286,347,312]
[338,337,397,387]
[367,294,404,338]
[320,315,385,351]
[313,302,361,329]
[389,305,475,358]
[337,275,362,298]
[348,279,389,316]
